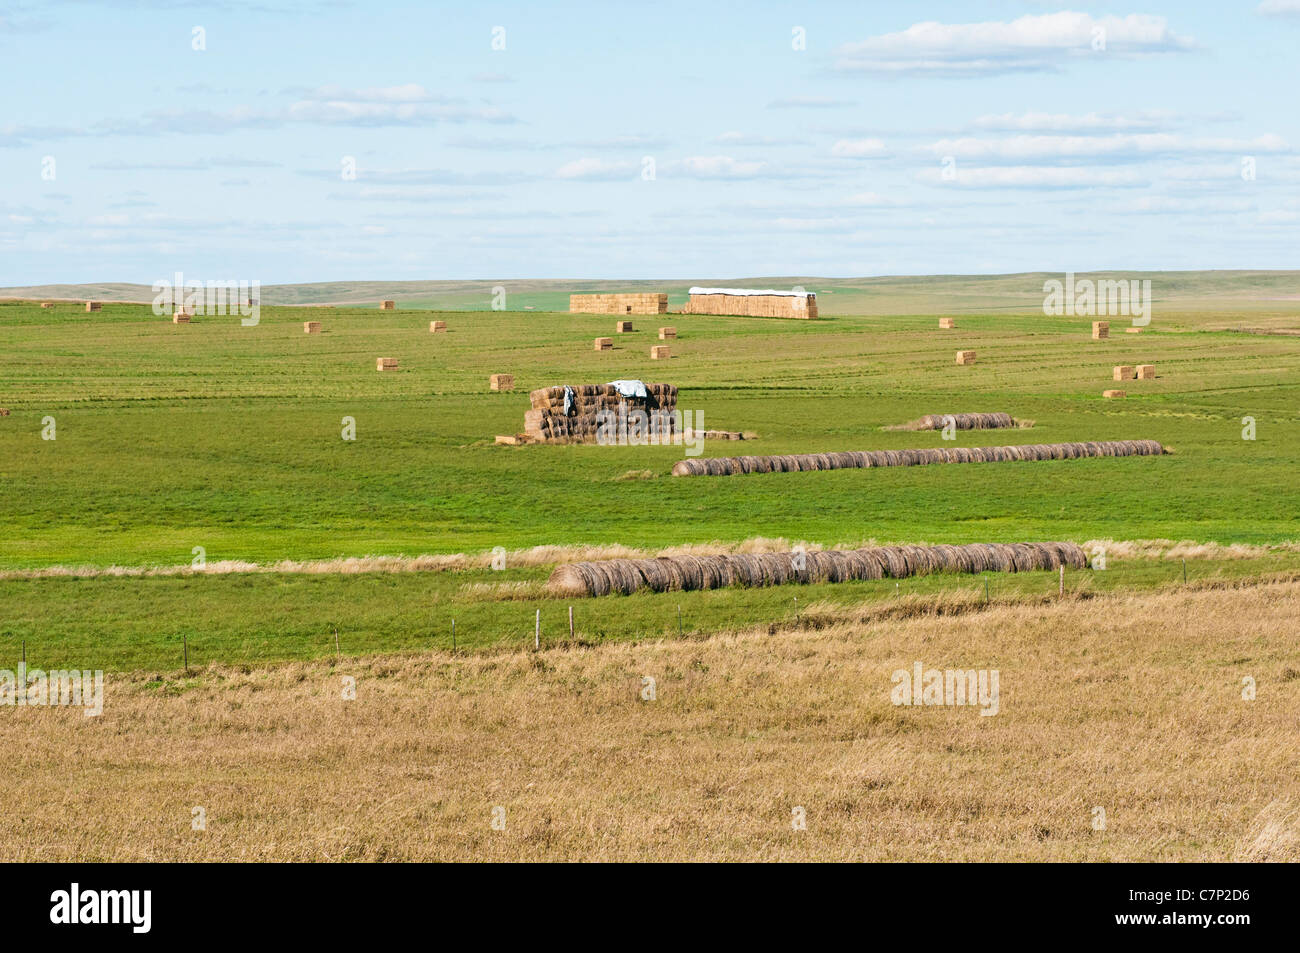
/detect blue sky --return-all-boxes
[2,1,1298,284]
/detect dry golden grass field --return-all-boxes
[4,576,1296,862]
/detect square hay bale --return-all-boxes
[85,301,101,312]
[658,326,677,339]
[490,373,514,392]
[1092,321,1109,339]
[172,313,191,324]
[593,337,613,351]
[616,321,633,333]
[376,357,398,371]
[429,320,447,333]
[495,434,527,445]
[379,300,396,310]
[1136,364,1156,379]
[955,350,976,365]
[40,302,53,309]
[650,345,671,360]
[0,408,10,417]
[1113,365,1135,381]
[1125,327,1143,334]
[1103,389,1126,398]
[304,321,322,334]
[938,318,956,329]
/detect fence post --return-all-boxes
[534,609,540,650]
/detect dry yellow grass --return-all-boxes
[2,579,1296,861]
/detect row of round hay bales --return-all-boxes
[547,541,1088,596]
[896,412,1015,431]
[671,440,1163,477]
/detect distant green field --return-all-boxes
[1,291,1297,670]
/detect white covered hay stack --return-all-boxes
[682,287,817,319]
[955,350,976,365]
[670,439,1164,478]
[549,541,1087,597]
[939,318,956,329]
[1136,364,1156,379]
[593,337,612,351]
[379,300,395,310]
[1113,365,1135,381]
[490,373,515,392]
[1092,321,1109,339]
[570,293,668,315]
[85,301,102,312]
[429,320,447,333]
[650,345,671,360]
[376,357,398,371]
[304,321,321,334]
[659,327,677,339]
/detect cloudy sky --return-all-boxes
[2,1,1298,284]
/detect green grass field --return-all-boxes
[2,281,1297,670]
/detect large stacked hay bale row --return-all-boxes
[549,541,1087,597]
[522,383,678,443]
[889,412,1015,431]
[671,439,1164,477]
[569,293,668,315]
[681,287,817,319]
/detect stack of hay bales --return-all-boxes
[172,312,191,324]
[523,383,677,444]
[682,287,817,319]
[651,345,671,359]
[616,321,633,333]
[570,293,668,315]
[593,337,613,351]
[1136,364,1156,379]
[659,327,677,339]
[85,301,102,312]
[1113,365,1135,381]
[955,350,977,365]
[490,373,514,392]
[939,318,956,329]
[304,321,322,334]
[671,439,1164,477]
[549,541,1087,597]
[888,412,1016,431]
[430,320,447,333]
[376,357,398,371]
[379,300,396,310]
[1092,321,1109,339]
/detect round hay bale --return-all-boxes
[548,564,591,596]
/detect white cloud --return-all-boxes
[920,166,1147,188]
[667,156,766,179]
[836,12,1195,76]
[1258,1,1300,16]
[555,158,639,180]
[831,138,889,158]
[924,133,1289,163]
[971,111,1178,133]
[766,96,856,109]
